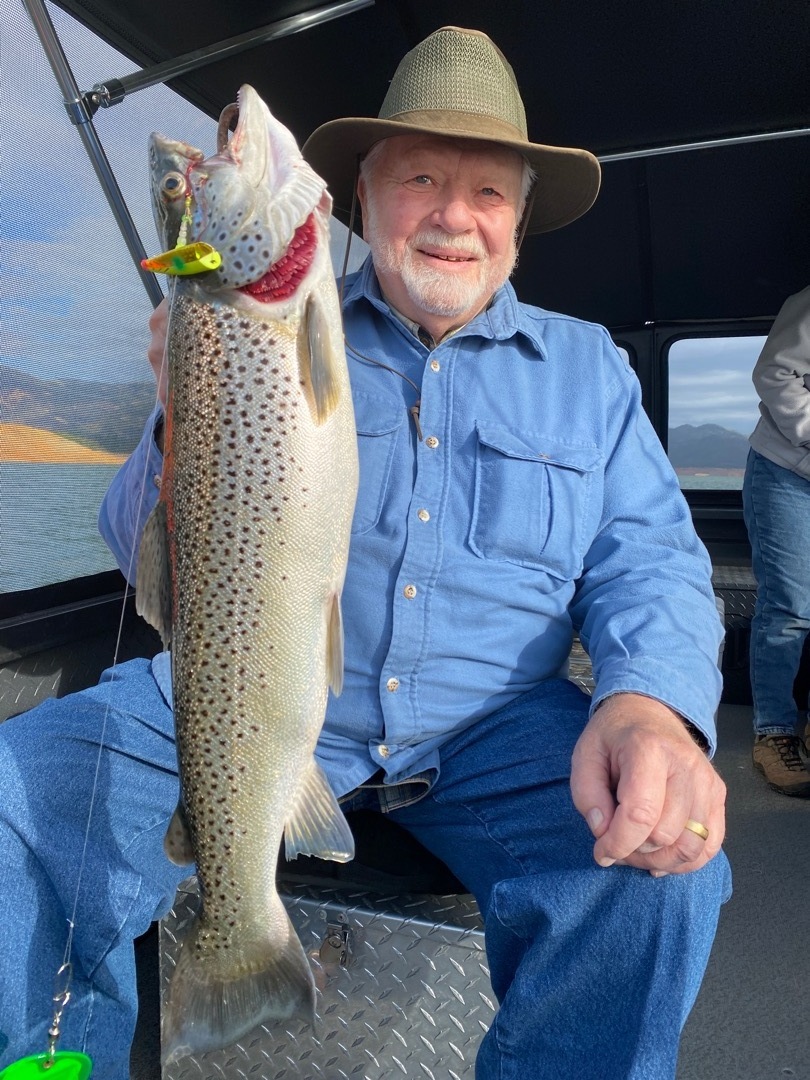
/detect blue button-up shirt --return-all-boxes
[100,258,723,799]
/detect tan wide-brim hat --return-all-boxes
[303,25,601,235]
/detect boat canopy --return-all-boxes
[45,0,809,328]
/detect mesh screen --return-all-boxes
[0,0,367,595]
[0,0,215,593]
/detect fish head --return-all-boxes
[187,84,332,300]
[148,134,206,251]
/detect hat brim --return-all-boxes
[302,115,601,235]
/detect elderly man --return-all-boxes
[0,26,728,1080]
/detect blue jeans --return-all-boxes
[742,448,810,735]
[0,662,730,1080]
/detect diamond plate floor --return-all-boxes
[133,703,810,1080]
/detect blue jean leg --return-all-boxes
[0,658,188,1080]
[391,679,732,1080]
[742,449,810,734]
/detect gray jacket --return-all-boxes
[749,285,810,480]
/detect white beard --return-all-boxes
[365,209,517,319]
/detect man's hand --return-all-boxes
[570,693,726,875]
[148,298,169,410]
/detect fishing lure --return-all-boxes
[0,966,93,1080]
[141,241,222,275]
[141,193,221,275]
[0,1052,93,1080]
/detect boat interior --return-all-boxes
[1,1,808,1076]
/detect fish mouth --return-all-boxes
[240,214,317,303]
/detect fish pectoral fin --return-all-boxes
[327,592,345,697]
[135,500,173,649]
[284,760,355,864]
[298,291,343,425]
[164,801,195,866]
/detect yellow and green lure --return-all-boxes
[141,193,221,276]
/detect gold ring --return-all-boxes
[683,818,710,842]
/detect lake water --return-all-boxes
[1,462,122,593]
[1,462,746,595]
[675,469,745,490]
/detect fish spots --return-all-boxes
[165,255,355,960]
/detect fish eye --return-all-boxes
[161,171,188,200]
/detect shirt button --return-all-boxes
[153,474,162,489]
[403,584,417,599]
[430,359,441,372]
[386,677,400,692]
[417,508,431,522]
[378,745,391,758]
[425,436,439,449]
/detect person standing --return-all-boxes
[743,285,810,795]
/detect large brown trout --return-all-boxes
[136,84,358,1062]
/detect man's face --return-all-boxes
[357,135,525,336]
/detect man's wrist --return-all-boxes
[592,693,710,753]
[681,719,710,753]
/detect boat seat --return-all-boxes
[278,807,468,895]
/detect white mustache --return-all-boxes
[409,230,488,261]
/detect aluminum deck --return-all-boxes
[131,701,810,1080]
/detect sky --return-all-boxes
[668,336,764,435]
[1,0,761,438]
[1,0,368,388]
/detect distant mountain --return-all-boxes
[668,423,750,468]
[1,366,752,469]
[0,422,128,464]
[0,364,155,455]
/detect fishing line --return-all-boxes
[23,141,221,1071]
[7,145,532,1080]
[336,158,537,446]
[337,164,424,440]
[1,271,174,1080]
[344,339,424,442]
[336,156,361,314]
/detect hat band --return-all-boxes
[383,109,528,146]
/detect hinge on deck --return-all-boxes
[319,921,353,967]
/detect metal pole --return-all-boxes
[599,126,809,163]
[22,0,164,306]
[90,0,374,108]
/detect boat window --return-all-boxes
[667,335,766,490]
[0,0,368,596]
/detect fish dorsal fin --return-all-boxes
[284,760,354,863]
[298,290,343,425]
[327,592,344,696]
[164,801,195,866]
[135,499,173,649]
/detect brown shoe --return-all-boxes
[753,735,810,797]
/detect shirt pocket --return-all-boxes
[469,421,602,578]
[350,390,405,534]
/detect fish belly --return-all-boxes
[158,284,356,1060]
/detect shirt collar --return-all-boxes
[342,256,548,361]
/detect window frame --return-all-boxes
[633,320,774,564]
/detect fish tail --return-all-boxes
[161,911,315,1064]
